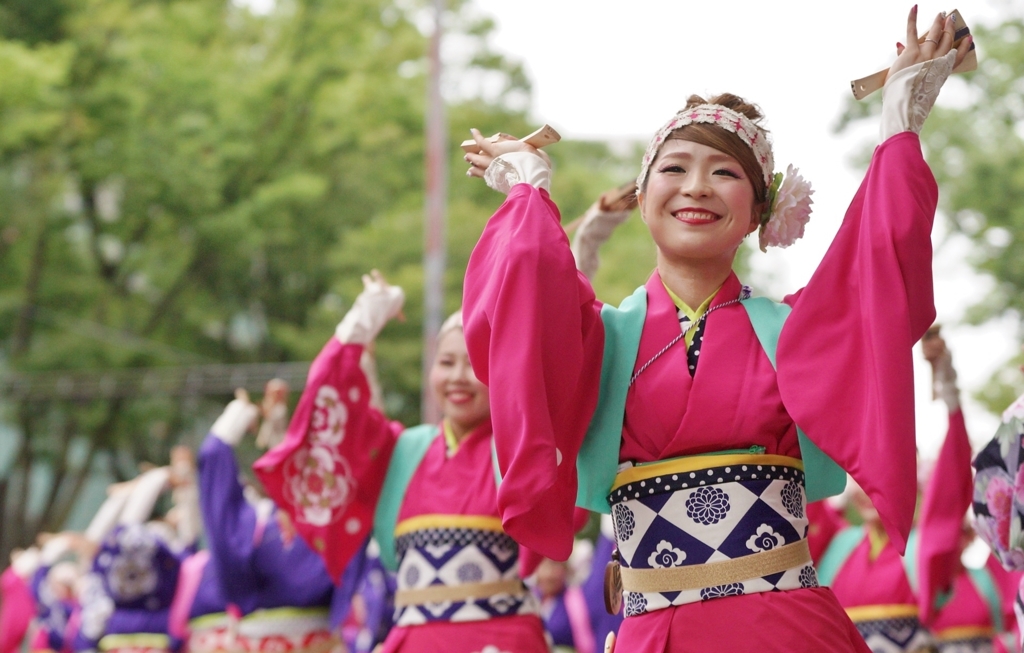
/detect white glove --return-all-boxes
[335,270,405,345]
[881,48,957,141]
[571,203,631,280]
[39,534,74,566]
[84,487,132,543]
[484,151,552,194]
[211,396,260,447]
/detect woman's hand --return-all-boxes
[335,269,405,345]
[889,7,971,80]
[464,128,550,179]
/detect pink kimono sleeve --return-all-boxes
[463,184,605,562]
[253,339,403,581]
[776,132,938,553]
[918,409,974,622]
[0,567,34,653]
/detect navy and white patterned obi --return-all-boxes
[935,633,995,653]
[850,612,935,653]
[608,453,818,617]
[393,515,537,626]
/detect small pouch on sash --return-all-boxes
[604,549,623,616]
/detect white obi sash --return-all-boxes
[393,515,537,626]
[608,453,818,616]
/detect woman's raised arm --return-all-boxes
[463,142,606,561]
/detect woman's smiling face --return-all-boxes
[430,328,490,436]
[638,138,760,265]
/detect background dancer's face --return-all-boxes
[639,139,759,267]
[430,328,490,439]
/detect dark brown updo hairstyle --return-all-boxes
[646,93,770,205]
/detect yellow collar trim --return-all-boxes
[867,523,889,561]
[845,604,919,622]
[662,282,720,349]
[934,625,996,641]
[98,634,171,651]
[612,453,803,492]
[394,514,504,537]
[443,419,459,457]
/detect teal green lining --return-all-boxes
[576,287,647,515]
[372,424,438,572]
[967,566,1005,633]
[817,526,865,587]
[741,297,847,502]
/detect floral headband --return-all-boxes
[636,104,814,251]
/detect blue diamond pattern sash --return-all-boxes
[846,605,936,653]
[608,453,819,617]
[392,515,537,626]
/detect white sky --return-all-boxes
[470,0,1024,460]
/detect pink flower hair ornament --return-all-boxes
[637,104,814,251]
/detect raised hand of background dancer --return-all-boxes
[921,326,959,411]
[211,388,260,447]
[463,128,551,180]
[334,269,405,345]
[890,7,971,78]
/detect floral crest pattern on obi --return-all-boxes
[393,516,536,626]
[608,455,816,617]
[972,414,1024,569]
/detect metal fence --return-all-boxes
[0,361,313,402]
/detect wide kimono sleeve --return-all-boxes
[197,436,263,601]
[776,132,938,553]
[253,339,403,581]
[463,184,606,562]
[917,409,974,622]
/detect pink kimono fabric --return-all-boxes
[463,132,937,651]
[929,558,1019,651]
[379,426,548,653]
[1,567,35,653]
[254,340,401,581]
[917,409,975,621]
[255,339,548,653]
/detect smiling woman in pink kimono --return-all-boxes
[460,9,970,653]
[253,273,550,653]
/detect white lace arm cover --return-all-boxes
[39,535,74,566]
[483,151,552,195]
[211,398,260,447]
[84,487,132,543]
[571,203,631,279]
[11,547,41,579]
[335,282,405,345]
[881,48,958,141]
[118,466,171,525]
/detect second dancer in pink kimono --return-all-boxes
[254,272,549,653]
[461,9,970,652]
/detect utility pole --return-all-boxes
[422,0,447,424]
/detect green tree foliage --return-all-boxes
[0,0,635,555]
[836,19,1024,415]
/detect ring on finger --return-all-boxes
[923,38,939,45]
